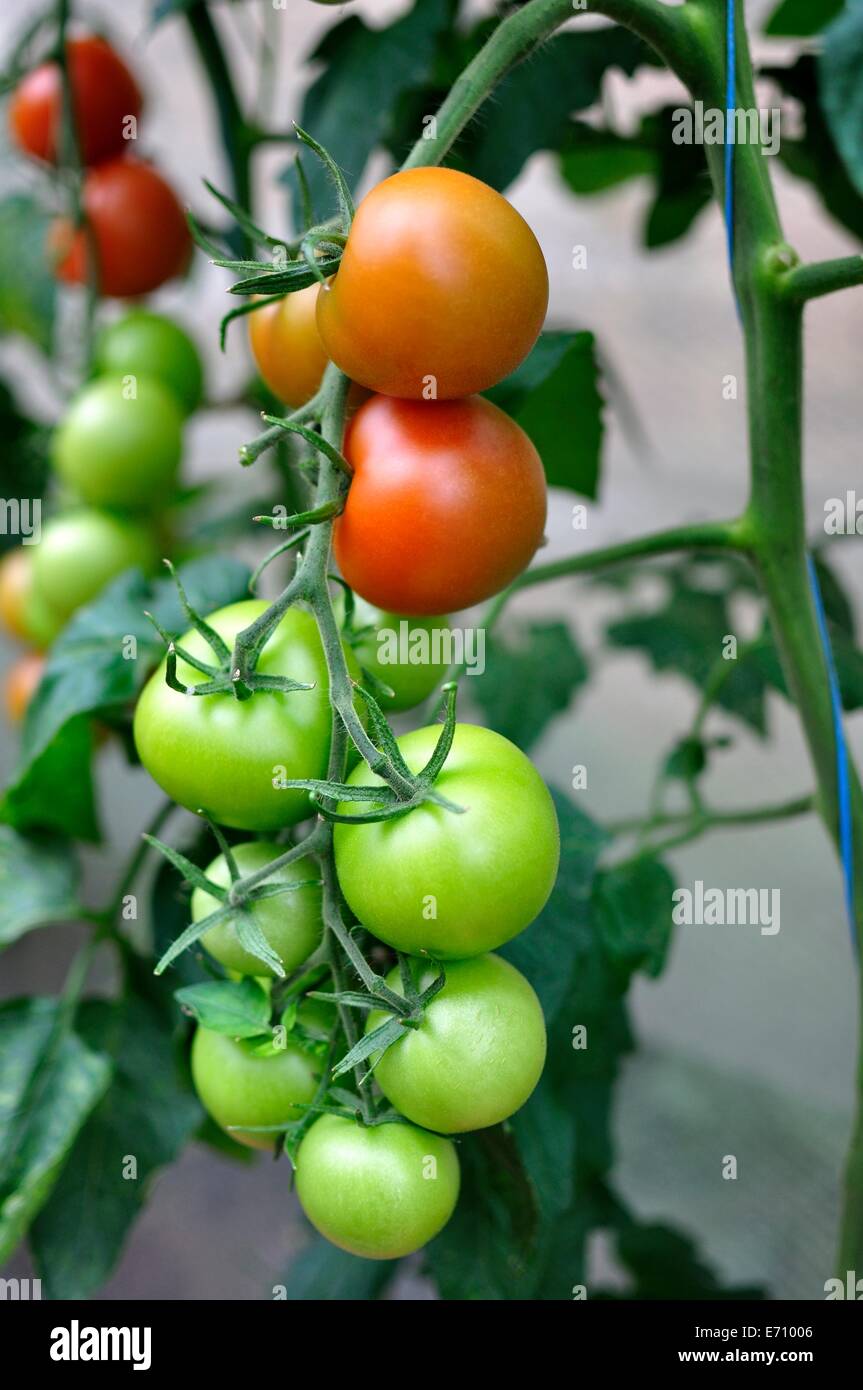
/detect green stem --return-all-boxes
[608,793,815,848]
[781,255,863,304]
[185,1,253,232]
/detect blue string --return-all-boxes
[722,1,857,950]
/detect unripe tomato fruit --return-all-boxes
[0,548,34,641]
[4,650,45,723]
[52,375,183,510]
[248,286,329,409]
[334,723,559,958]
[317,167,548,399]
[190,1026,320,1151]
[53,157,191,299]
[134,599,363,832]
[94,311,204,415]
[31,511,157,626]
[191,841,323,978]
[295,1115,460,1259]
[368,955,546,1133]
[336,393,546,615]
[8,35,141,167]
[337,593,450,712]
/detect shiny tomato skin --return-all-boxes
[368,955,546,1133]
[295,1115,460,1259]
[9,35,142,166]
[192,841,323,978]
[4,650,45,723]
[336,393,546,615]
[31,511,157,626]
[54,157,191,298]
[333,722,560,959]
[317,167,548,399]
[94,310,203,415]
[134,599,363,832]
[190,1026,320,1151]
[52,375,183,510]
[248,286,329,408]
[0,548,34,641]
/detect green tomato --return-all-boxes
[31,510,157,625]
[192,840,322,978]
[94,310,204,415]
[22,579,63,647]
[295,1115,459,1259]
[134,599,362,832]
[344,595,450,712]
[191,1026,320,1151]
[52,374,183,510]
[368,954,546,1132]
[334,723,559,958]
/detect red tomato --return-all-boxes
[336,393,547,614]
[53,157,191,299]
[316,167,548,399]
[8,35,142,167]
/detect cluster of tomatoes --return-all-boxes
[9,34,191,297]
[1,36,200,723]
[132,167,561,1260]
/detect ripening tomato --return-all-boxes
[191,841,323,978]
[94,310,204,415]
[31,511,157,626]
[336,393,546,614]
[295,1115,460,1259]
[317,167,548,399]
[134,599,363,832]
[248,286,329,408]
[190,1026,320,1151]
[334,723,560,958]
[52,375,183,510]
[53,157,191,298]
[367,955,546,1133]
[8,35,142,167]
[0,548,34,641]
[4,650,45,723]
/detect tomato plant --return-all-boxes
[52,375,183,510]
[295,1115,460,1260]
[334,723,559,957]
[53,156,191,298]
[190,1026,321,1151]
[316,167,548,399]
[191,840,323,977]
[8,34,141,166]
[336,393,547,614]
[94,311,204,416]
[367,954,546,1132]
[2,0,862,1320]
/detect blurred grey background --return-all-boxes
[1,0,860,1299]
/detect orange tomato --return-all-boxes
[248,285,329,408]
[4,650,45,723]
[8,34,142,167]
[336,393,547,614]
[0,548,33,641]
[317,167,548,400]
[53,157,191,299]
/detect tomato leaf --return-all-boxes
[560,119,655,196]
[766,0,844,37]
[820,1,863,198]
[279,1239,399,1300]
[0,828,80,949]
[0,999,111,1264]
[485,332,605,499]
[0,196,55,352]
[174,979,272,1038]
[31,996,202,1298]
[593,856,675,986]
[331,1015,407,1080]
[468,621,589,752]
